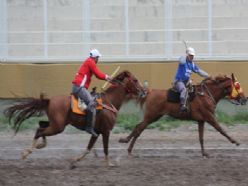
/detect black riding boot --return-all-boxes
[85,110,98,137]
[180,98,187,112]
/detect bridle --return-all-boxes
[200,77,243,105]
[109,76,145,97]
[200,81,217,105]
[100,76,145,113]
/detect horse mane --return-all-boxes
[198,74,230,85]
[213,74,229,81]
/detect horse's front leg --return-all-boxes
[198,121,209,158]
[119,121,144,143]
[70,135,98,168]
[207,114,239,146]
[102,132,114,167]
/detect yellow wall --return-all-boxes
[0,61,248,98]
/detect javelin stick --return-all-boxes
[182,40,188,50]
[101,66,120,90]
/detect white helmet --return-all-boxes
[186,47,196,56]
[90,49,102,58]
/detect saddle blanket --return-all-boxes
[71,95,103,115]
[167,88,180,103]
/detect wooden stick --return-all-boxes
[102,66,120,90]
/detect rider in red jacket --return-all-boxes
[72,49,111,137]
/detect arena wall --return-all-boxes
[1,61,247,98]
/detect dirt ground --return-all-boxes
[0,124,248,186]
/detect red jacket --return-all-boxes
[72,57,107,89]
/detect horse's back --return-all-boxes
[145,89,168,105]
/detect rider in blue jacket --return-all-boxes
[174,47,209,112]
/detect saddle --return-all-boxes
[167,82,195,104]
[71,88,103,115]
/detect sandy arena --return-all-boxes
[0,124,248,186]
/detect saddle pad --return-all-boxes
[71,95,103,115]
[167,88,180,103]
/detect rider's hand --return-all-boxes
[208,75,214,80]
[106,75,112,82]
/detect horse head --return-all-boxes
[230,73,247,105]
[203,73,247,105]
[111,70,146,98]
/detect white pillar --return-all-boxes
[82,0,91,56]
[164,0,173,59]
[43,0,48,59]
[208,0,213,57]
[0,0,8,61]
[124,0,129,56]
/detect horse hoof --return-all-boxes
[128,153,133,158]
[21,150,30,160]
[36,143,45,149]
[236,142,240,146]
[21,155,27,160]
[202,153,210,159]
[108,163,115,167]
[69,162,77,169]
[119,138,128,143]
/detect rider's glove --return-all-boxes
[105,75,112,82]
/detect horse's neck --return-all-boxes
[103,86,126,110]
[202,83,225,103]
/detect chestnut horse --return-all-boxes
[119,73,247,157]
[4,70,145,166]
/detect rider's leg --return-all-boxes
[85,105,98,137]
[72,85,98,137]
[175,81,187,111]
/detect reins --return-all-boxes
[98,77,135,114]
[200,82,217,105]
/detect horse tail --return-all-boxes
[4,93,49,134]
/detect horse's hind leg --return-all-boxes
[35,121,49,149]
[35,136,47,149]
[22,121,65,159]
[198,121,209,158]
[21,128,41,159]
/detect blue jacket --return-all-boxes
[174,56,200,82]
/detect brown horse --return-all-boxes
[119,73,247,157]
[4,70,145,166]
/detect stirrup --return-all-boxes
[180,105,188,112]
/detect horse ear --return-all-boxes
[123,71,131,77]
[115,71,128,81]
[231,73,235,82]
